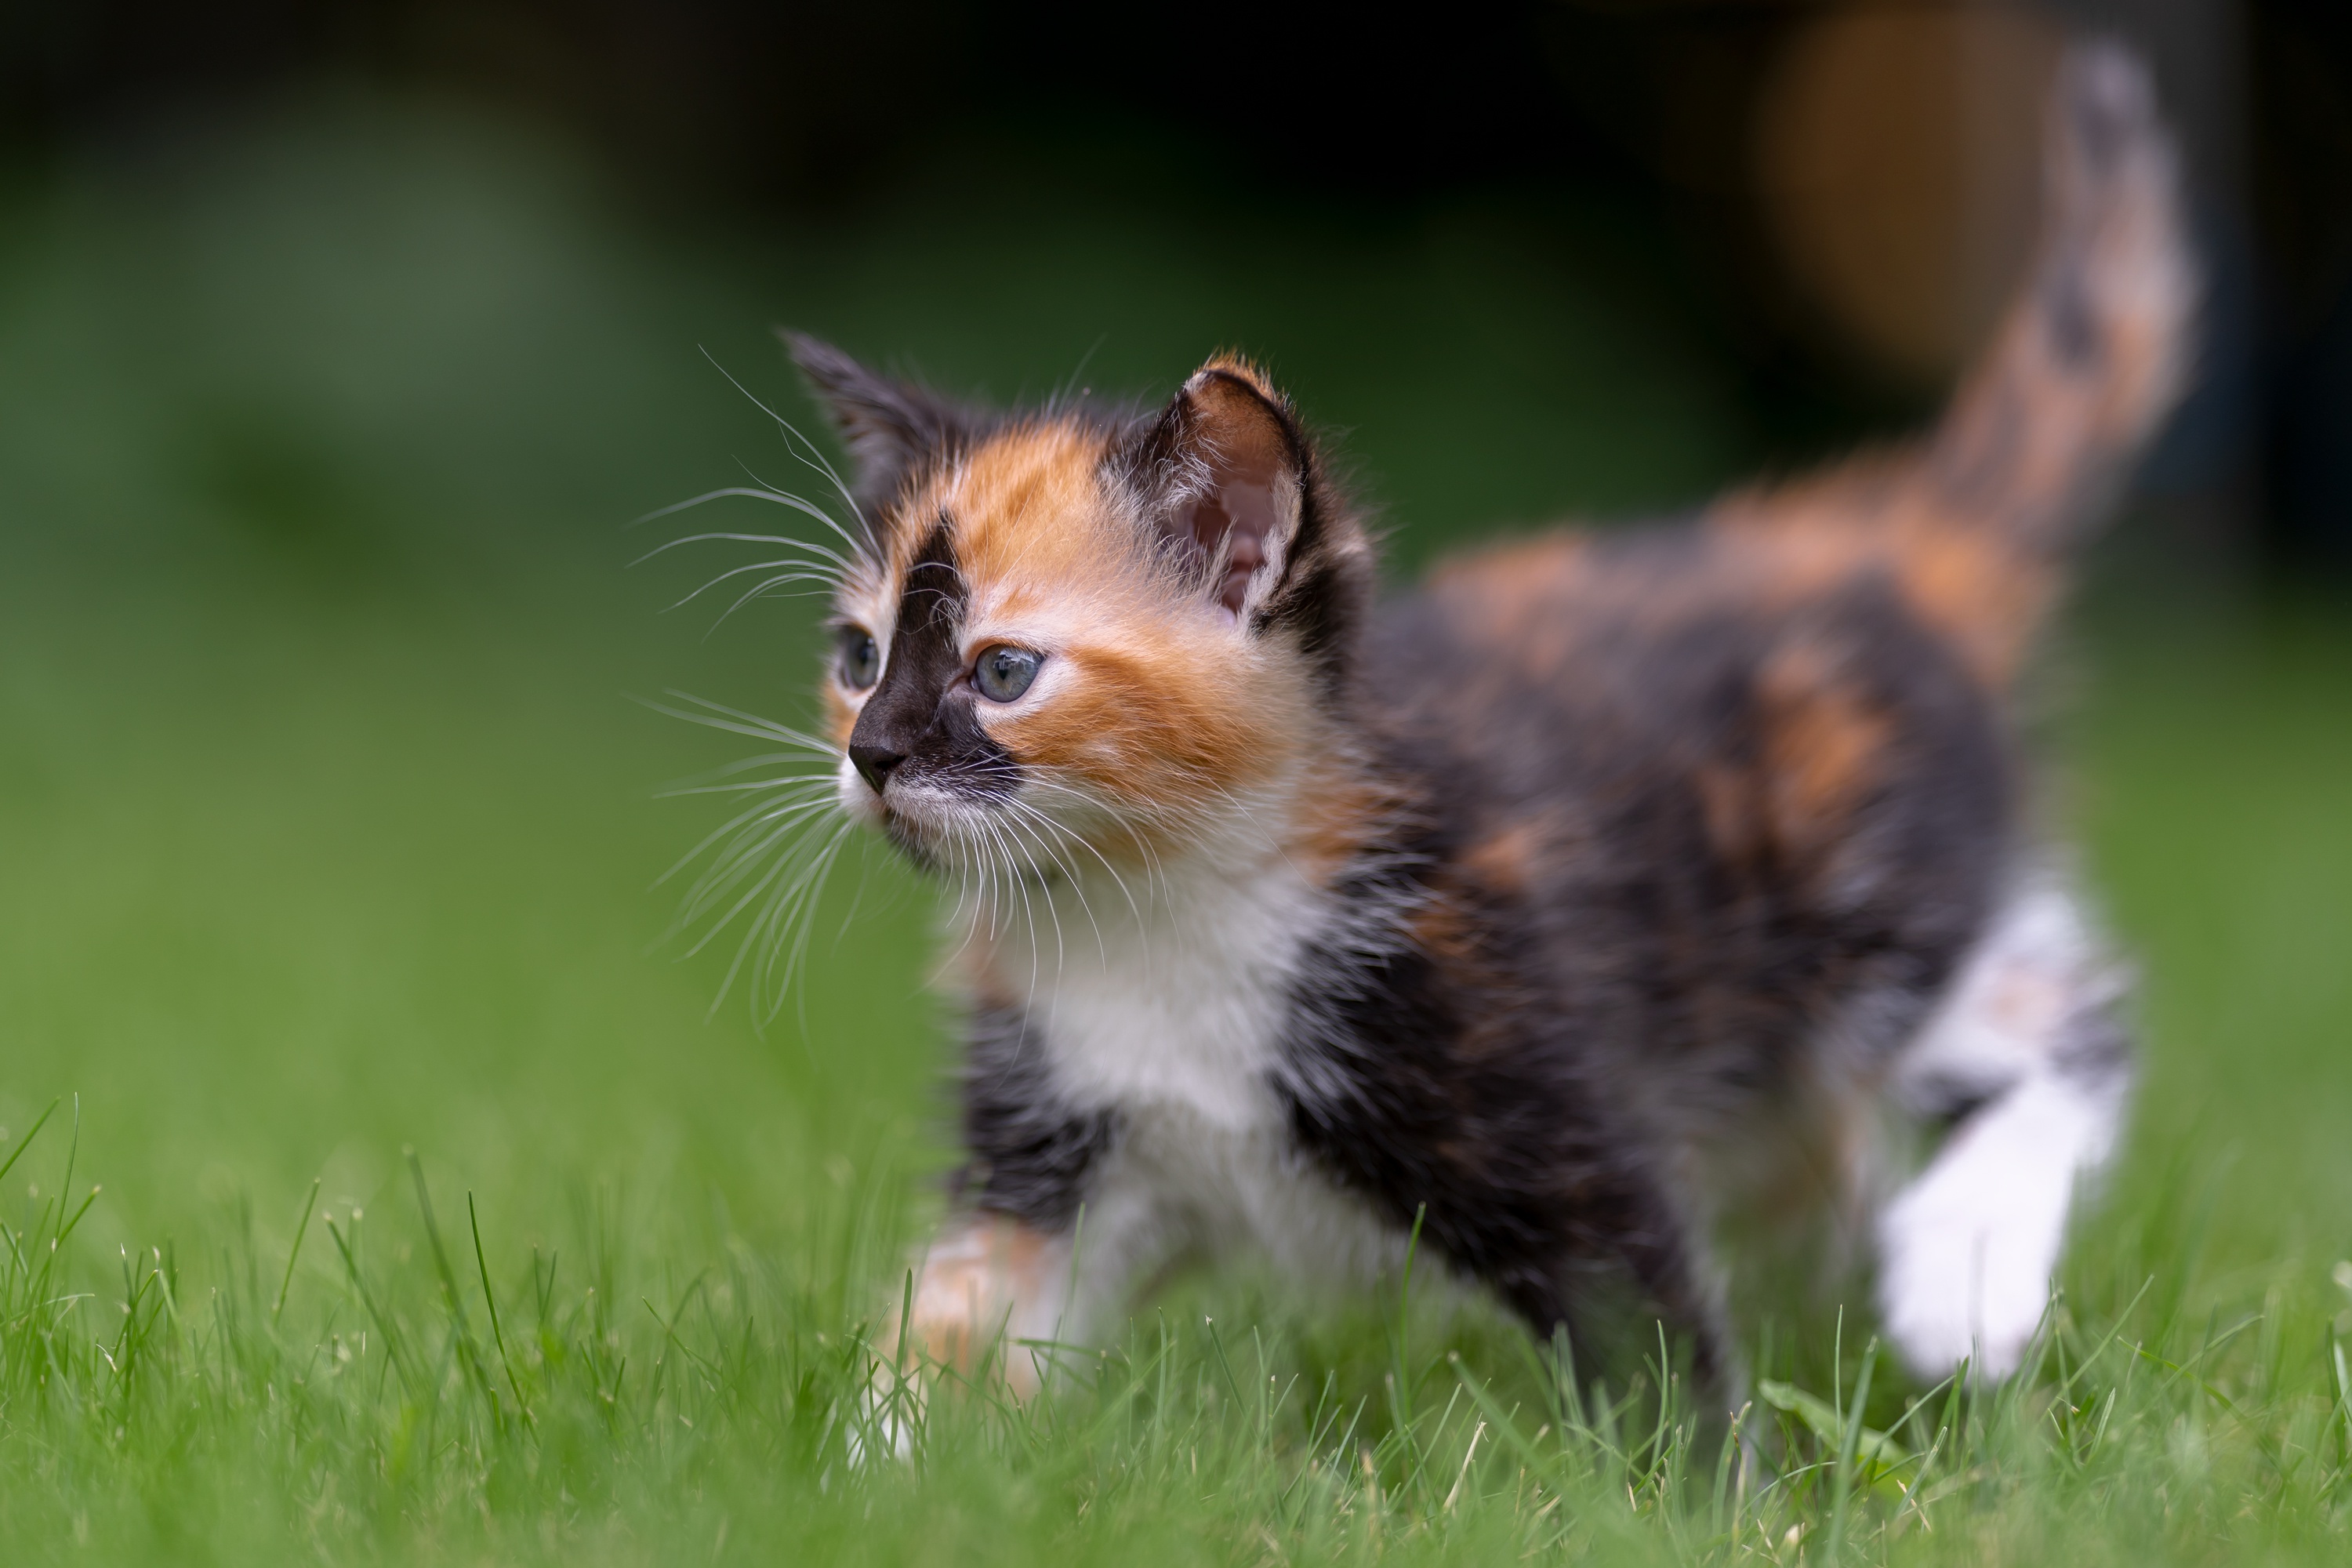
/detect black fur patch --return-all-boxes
[1274,846,1730,1382]
[2042,263,2103,372]
[1249,444,1368,698]
[2053,990,2134,1087]
[849,517,1020,829]
[786,334,993,517]
[957,1004,1120,1229]
[1271,523,2013,1391]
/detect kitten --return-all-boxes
[757,43,2189,1404]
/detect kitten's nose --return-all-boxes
[850,743,906,795]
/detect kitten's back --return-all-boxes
[1367,38,2190,1117]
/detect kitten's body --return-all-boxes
[768,46,2190,1403]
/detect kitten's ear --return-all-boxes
[784,332,973,508]
[1122,359,1308,619]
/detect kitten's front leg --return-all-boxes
[891,1001,1140,1395]
[888,1210,1076,1397]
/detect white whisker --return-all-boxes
[678,821,827,960]
[666,559,850,613]
[639,691,838,752]
[630,486,869,568]
[630,530,857,577]
[655,775,837,800]
[657,795,837,893]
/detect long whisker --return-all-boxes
[669,561,850,614]
[1014,776,1172,921]
[678,819,825,960]
[666,749,841,788]
[691,347,876,557]
[629,488,866,564]
[939,819,984,967]
[669,557,844,601]
[655,775,838,800]
[637,691,838,753]
[985,811,1053,991]
[705,572,848,635]
[735,455,873,560]
[1000,799,1112,961]
[1008,812,1084,975]
[655,791,837,889]
[673,801,841,928]
[701,340,880,550]
[768,415,870,547]
[707,818,855,1025]
[755,820,855,1025]
[630,529,857,576]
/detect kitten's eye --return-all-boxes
[837,628,880,690]
[973,645,1042,703]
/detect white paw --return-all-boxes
[845,1364,921,1468]
[1877,1075,2107,1379]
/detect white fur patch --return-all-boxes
[1877,1072,2116,1377]
[1023,848,1316,1131]
[976,815,1413,1339]
[1876,870,2129,1378]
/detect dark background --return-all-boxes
[6,0,2346,570]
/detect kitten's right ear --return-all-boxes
[783,332,973,509]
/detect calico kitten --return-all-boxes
[746,43,2189,1404]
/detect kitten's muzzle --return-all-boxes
[850,742,906,795]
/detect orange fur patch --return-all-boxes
[1461,820,1544,896]
[1283,761,1402,885]
[891,1214,1060,1397]
[949,423,1120,591]
[1757,639,1894,855]
[1713,480,2053,691]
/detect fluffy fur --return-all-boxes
[729,43,2190,1406]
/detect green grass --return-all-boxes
[2,96,2350,1563]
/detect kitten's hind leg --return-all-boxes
[1875,869,2135,1381]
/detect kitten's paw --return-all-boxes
[1876,1074,2096,1380]
[851,1210,1073,1465]
[844,1359,923,1468]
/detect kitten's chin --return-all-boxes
[857,783,962,869]
[880,813,946,870]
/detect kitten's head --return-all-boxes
[793,336,1373,875]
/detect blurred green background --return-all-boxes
[1,0,2347,1410]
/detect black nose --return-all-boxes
[849,742,906,794]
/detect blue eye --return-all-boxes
[838,628,880,690]
[974,646,1042,702]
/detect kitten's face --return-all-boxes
[800,345,1366,880]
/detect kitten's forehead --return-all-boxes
[868,420,1131,619]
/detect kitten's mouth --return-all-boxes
[868,787,1069,884]
[864,782,960,860]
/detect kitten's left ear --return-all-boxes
[1119,358,1370,650]
[785,332,976,512]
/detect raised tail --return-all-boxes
[1722,40,2198,687]
[1930,40,2197,558]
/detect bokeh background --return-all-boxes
[2,0,2347,1339]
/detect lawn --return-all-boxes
[2,100,2348,1564]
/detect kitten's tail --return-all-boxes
[1928,41,2196,550]
[1726,41,2197,686]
